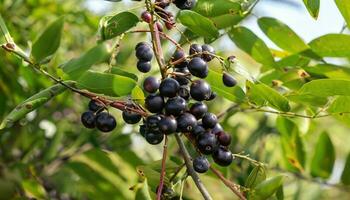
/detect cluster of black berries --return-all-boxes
[81,100,117,132]
[141,0,196,30]
[136,41,238,173]
[136,42,154,73]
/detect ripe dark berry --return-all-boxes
[190,102,208,119]
[212,147,233,166]
[146,114,162,129]
[143,76,160,93]
[159,78,180,98]
[165,96,186,116]
[95,112,117,132]
[189,44,202,56]
[88,100,104,112]
[177,113,197,132]
[81,111,96,129]
[202,44,215,62]
[212,123,223,135]
[175,60,189,69]
[174,0,196,10]
[207,91,217,101]
[156,0,170,8]
[178,86,190,100]
[145,131,164,145]
[197,132,218,155]
[135,42,148,50]
[136,43,153,61]
[188,57,208,78]
[145,94,164,113]
[137,61,152,73]
[217,132,232,146]
[139,124,147,137]
[141,11,152,23]
[190,80,211,101]
[159,116,177,135]
[222,73,237,87]
[193,156,210,173]
[202,113,217,129]
[172,49,186,62]
[122,111,142,124]
[191,125,205,137]
[174,68,191,85]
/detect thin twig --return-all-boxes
[156,136,168,200]
[174,133,213,200]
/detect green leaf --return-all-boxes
[276,117,306,172]
[0,82,73,129]
[77,70,136,97]
[327,96,350,126]
[248,83,291,112]
[177,10,219,39]
[309,34,350,57]
[299,79,350,97]
[135,179,152,200]
[31,16,64,63]
[22,179,47,199]
[131,86,145,102]
[310,132,335,179]
[304,64,350,79]
[335,0,350,29]
[341,153,350,185]
[245,165,266,188]
[229,27,275,68]
[61,43,110,79]
[99,12,139,41]
[0,13,13,43]
[302,0,320,19]
[205,70,245,103]
[250,175,284,200]
[111,66,138,81]
[258,17,309,53]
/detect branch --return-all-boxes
[156,136,168,200]
[174,133,213,200]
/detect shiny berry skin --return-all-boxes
[165,96,187,116]
[159,116,178,135]
[156,22,164,32]
[159,78,180,98]
[143,76,160,93]
[95,112,117,132]
[145,94,164,113]
[139,124,147,137]
[217,131,232,146]
[146,114,162,129]
[141,11,152,23]
[174,68,191,85]
[202,44,215,62]
[81,111,96,129]
[202,113,217,129]
[207,91,217,101]
[135,42,148,50]
[175,60,189,69]
[191,125,205,137]
[88,100,104,112]
[174,0,196,10]
[193,156,210,173]
[222,73,237,87]
[190,80,211,101]
[190,102,208,119]
[212,123,223,135]
[177,113,197,132]
[197,132,218,155]
[212,147,233,166]
[145,131,164,145]
[136,44,153,61]
[188,57,208,78]
[172,49,186,61]
[189,44,202,56]
[122,111,142,124]
[178,86,190,100]
[137,61,152,73]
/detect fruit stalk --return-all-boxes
[156,136,168,200]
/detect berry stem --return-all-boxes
[174,133,213,200]
[156,135,168,200]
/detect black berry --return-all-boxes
[177,113,197,132]
[146,114,162,129]
[189,44,202,56]
[222,73,237,87]
[174,0,196,10]
[202,113,217,129]
[95,112,117,132]
[141,11,152,23]
[145,131,164,145]
[212,123,223,135]
[139,124,147,137]
[156,0,171,8]
[212,147,233,166]
[202,44,215,62]
[136,43,153,61]
[191,125,205,137]
[188,57,208,78]
[143,76,160,93]
[137,60,152,73]
[165,96,187,116]
[217,131,232,146]
[88,100,104,112]
[207,91,217,101]
[190,80,211,101]
[81,111,96,129]
[159,78,180,98]
[159,116,178,135]
[193,156,210,173]
[190,102,208,119]
[172,49,185,62]
[174,68,191,85]
[197,132,218,155]
[178,86,190,100]
[122,111,142,124]
[145,94,164,113]
[135,42,148,50]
